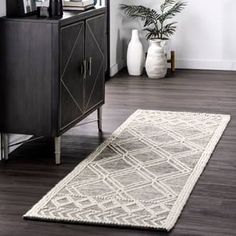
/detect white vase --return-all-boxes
[127,29,144,76]
[145,39,167,79]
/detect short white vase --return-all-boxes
[127,29,144,76]
[145,39,167,79]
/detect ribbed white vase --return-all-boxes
[145,39,167,79]
[127,29,144,76]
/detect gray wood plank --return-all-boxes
[0,69,236,236]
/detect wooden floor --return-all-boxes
[1,69,236,236]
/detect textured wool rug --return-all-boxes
[24,110,230,231]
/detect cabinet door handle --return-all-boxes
[83,60,87,79]
[88,57,92,76]
[81,62,84,75]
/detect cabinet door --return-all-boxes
[84,14,106,112]
[59,21,85,131]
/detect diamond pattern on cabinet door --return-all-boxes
[84,15,105,112]
[60,22,85,130]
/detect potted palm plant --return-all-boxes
[121,0,186,79]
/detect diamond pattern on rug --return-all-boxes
[99,158,132,173]
[162,174,190,195]
[24,110,230,231]
[93,146,120,161]
[189,134,213,148]
[127,185,164,201]
[177,152,203,169]
[160,142,194,156]
[148,133,175,144]
[112,171,147,187]
[70,167,98,183]
[118,139,149,152]
[146,161,181,178]
[132,150,166,163]
[77,181,113,196]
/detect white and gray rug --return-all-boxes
[24,110,230,231]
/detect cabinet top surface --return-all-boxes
[0,7,106,25]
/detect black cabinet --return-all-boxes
[84,15,106,113]
[0,8,107,164]
[60,21,85,131]
[59,13,106,132]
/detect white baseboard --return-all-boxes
[176,59,236,71]
[111,59,236,76]
[110,59,125,77]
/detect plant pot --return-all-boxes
[145,39,167,79]
[127,29,144,76]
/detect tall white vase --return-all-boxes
[127,29,144,76]
[145,39,167,79]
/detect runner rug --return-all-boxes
[24,110,230,231]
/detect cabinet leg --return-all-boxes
[55,136,61,165]
[97,107,102,132]
[1,133,9,161]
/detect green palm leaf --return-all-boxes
[162,22,177,38]
[144,27,160,39]
[121,0,186,40]
[120,4,160,27]
[160,0,175,12]
[159,2,186,23]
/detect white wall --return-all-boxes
[109,0,126,76]
[114,0,236,72]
